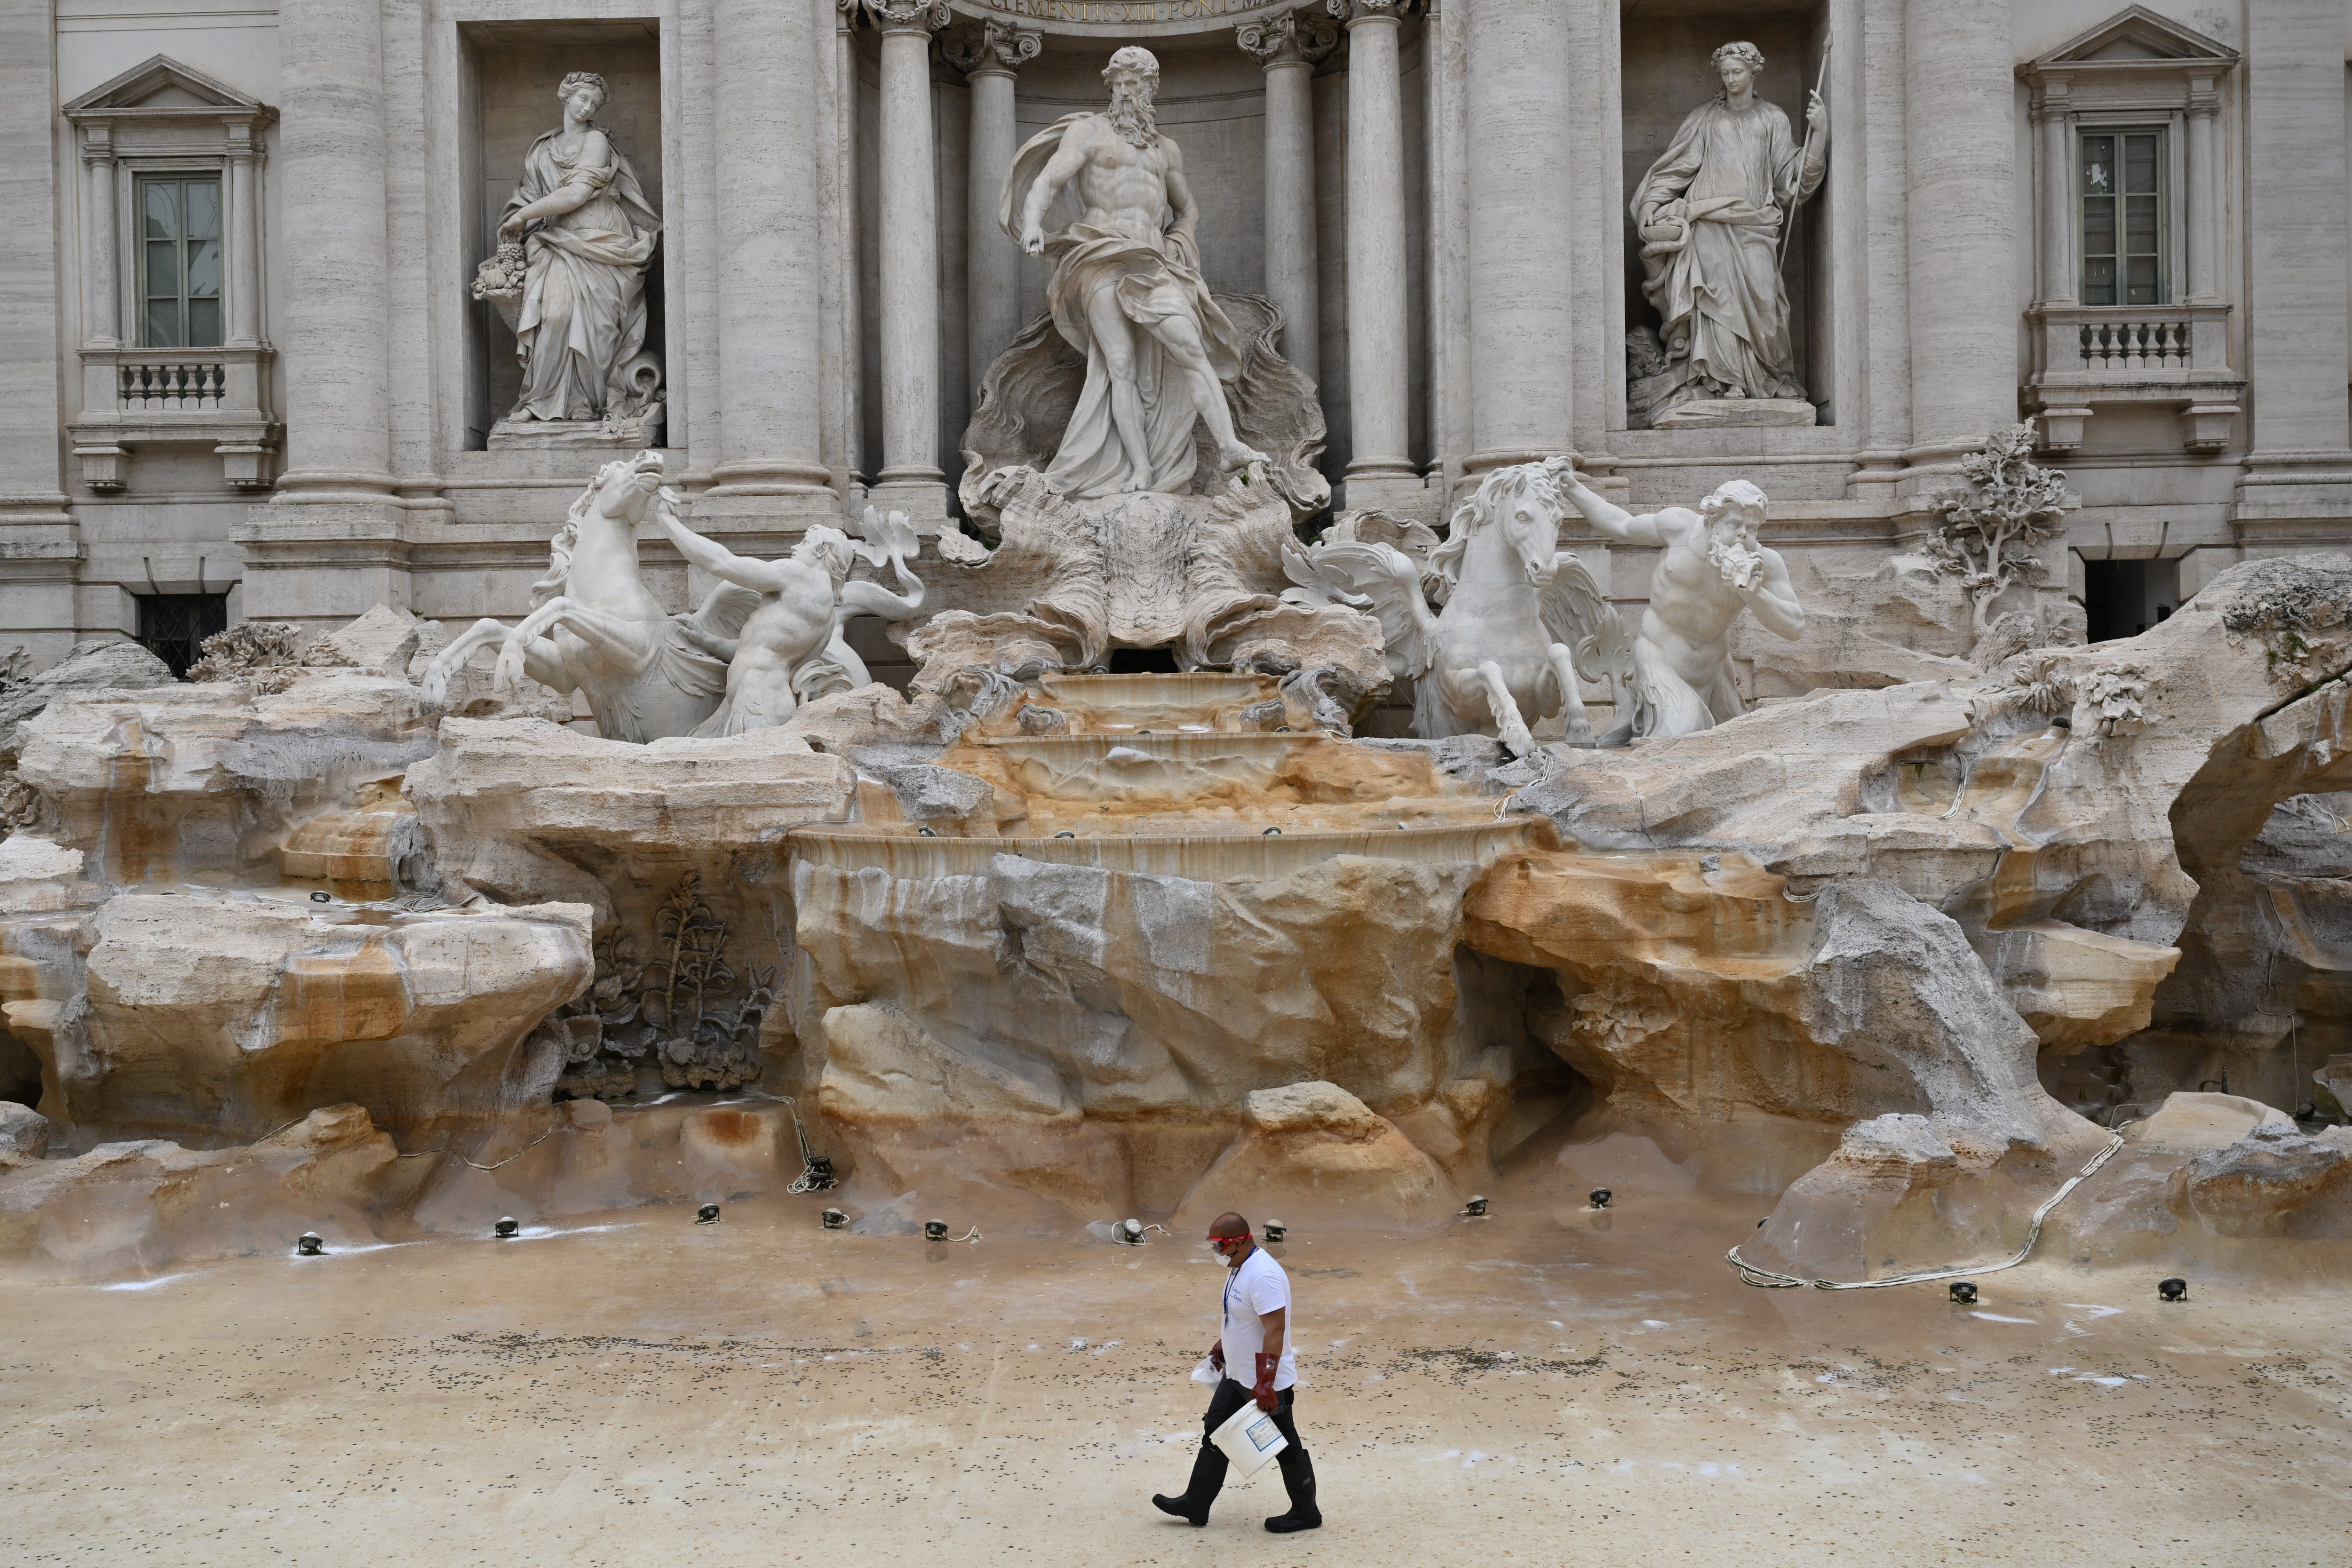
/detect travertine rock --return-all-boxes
[2180,1122,2352,1239]
[790,851,1481,1120]
[406,717,854,1095]
[0,639,175,761]
[2124,1091,2295,1155]
[0,1104,398,1273]
[15,674,439,883]
[404,716,856,916]
[49,891,592,1144]
[1171,1080,1455,1230]
[0,1100,50,1169]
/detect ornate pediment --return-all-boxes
[63,55,274,126]
[2018,8,2236,111]
[2025,7,2236,73]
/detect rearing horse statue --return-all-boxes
[1282,459,1632,757]
[421,450,747,742]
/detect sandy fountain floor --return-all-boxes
[1,1184,2343,1568]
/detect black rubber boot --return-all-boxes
[1152,1442,1226,1526]
[1264,1449,1321,1533]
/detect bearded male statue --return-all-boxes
[1554,472,1805,738]
[1002,46,1268,498]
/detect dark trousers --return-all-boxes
[1180,1376,1317,1518]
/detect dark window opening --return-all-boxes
[2082,557,2179,645]
[137,592,229,677]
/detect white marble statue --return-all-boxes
[1630,41,1827,422]
[1002,45,1267,497]
[654,504,927,736]
[421,452,733,742]
[1282,459,1626,757]
[1554,471,1805,737]
[472,71,664,443]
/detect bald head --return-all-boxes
[1208,1211,1250,1239]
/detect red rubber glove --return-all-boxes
[1208,1340,1224,1373]
[1253,1352,1279,1412]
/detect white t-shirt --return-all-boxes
[1219,1246,1296,1391]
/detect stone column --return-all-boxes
[80,134,119,348]
[949,20,1039,402]
[1900,0,2014,468]
[2233,1,2352,547]
[821,0,864,498]
[1329,0,1417,511]
[2182,70,2222,306]
[225,122,263,347]
[1463,0,1574,473]
[866,0,951,528]
[0,4,76,665]
[1237,8,1335,388]
[705,0,836,519]
[239,0,407,624]
[2032,82,2074,306]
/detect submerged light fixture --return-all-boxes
[821,1207,848,1230]
[296,1232,324,1257]
[924,1218,949,1241]
[494,1216,520,1239]
[1462,1195,1490,1218]
[2158,1276,2188,1303]
[1588,1188,1613,1210]
[1263,1219,1287,1243]
[1949,1281,1979,1305]
[696,1203,721,1225]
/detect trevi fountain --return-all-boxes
[0,1,2348,1561]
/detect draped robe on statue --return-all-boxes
[505,132,661,422]
[1632,96,1821,403]
[1000,115,1247,499]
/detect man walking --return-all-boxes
[1152,1211,1321,1533]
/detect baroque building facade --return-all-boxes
[2,0,2346,678]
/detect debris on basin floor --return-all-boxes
[0,1189,2339,1566]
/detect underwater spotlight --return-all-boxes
[924,1218,949,1241]
[917,827,937,837]
[821,1207,848,1230]
[494,1216,520,1239]
[1116,1218,1145,1244]
[1263,1219,1287,1243]
[1588,1188,1612,1210]
[2159,1276,2188,1303]
[696,1203,721,1225]
[296,1232,324,1257]
[1262,826,1281,836]
[802,1156,836,1191]
[1949,1281,1979,1305]
[1462,1195,1490,1218]
[1054,830,1076,839]
[310,890,332,903]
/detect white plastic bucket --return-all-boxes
[1210,1397,1288,1478]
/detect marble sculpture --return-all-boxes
[1555,470,1806,737]
[419,452,924,742]
[1285,459,1620,755]
[1629,40,1828,428]
[471,70,665,447]
[656,504,927,736]
[1005,45,1269,496]
[1287,460,1805,751]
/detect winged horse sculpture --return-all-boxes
[420,450,918,743]
[1282,458,1632,757]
